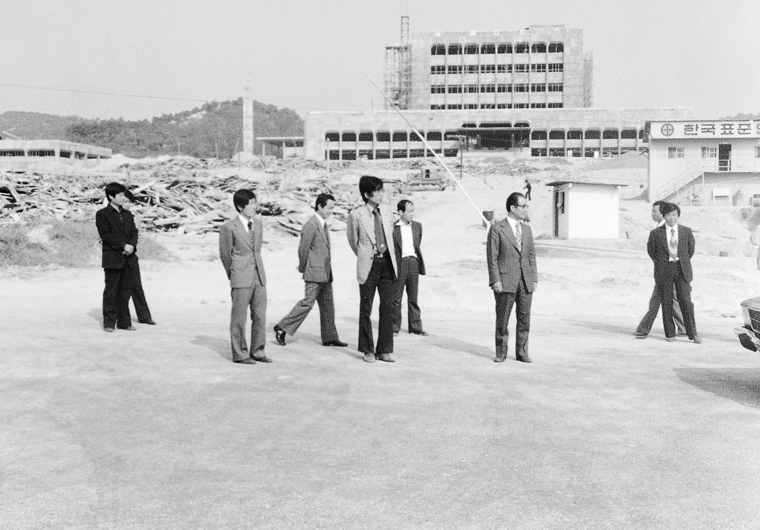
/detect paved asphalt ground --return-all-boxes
[2,243,760,529]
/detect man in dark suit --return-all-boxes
[273,193,347,348]
[347,176,398,363]
[219,189,271,365]
[647,202,701,344]
[123,190,156,326]
[95,182,139,332]
[392,199,427,336]
[486,192,538,363]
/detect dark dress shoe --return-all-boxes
[139,320,157,325]
[104,327,114,333]
[234,358,257,365]
[494,355,506,363]
[273,325,286,346]
[516,356,533,363]
[409,330,428,336]
[376,353,395,363]
[119,326,137,331]
[323,340,348,347]
[363,352,376,363]
[252,355,273,363]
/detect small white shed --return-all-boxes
[546,180,624,239]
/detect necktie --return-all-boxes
[373,207,387,254]
[248,220,255,247]
[323,223,331,248]
[669,228,678,259]
[515,222,522,253]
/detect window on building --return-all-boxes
[530,64,547,72]
[585,129,601,140]
[481,84,496,93]
[531,83,546,92]
[514,42,529,53]
[549,130,565,140]
[466,84,478,93]
[497,64,511,73]
[567,129,582,140]
[60,150,71,159]
[431,65,446,74]
[465,44,478,54]
[481,43,496,54]
[548,103,564,108]
[465,104,478,109]
[448,65,463,74]
[584,148,599,157]
[755,146,760,158]
[358,132,373,142]
[392,131,408,142]
[513,103,527,109]
[392,150,407,159]
[0,150,25,157]
[409,132,422,142]
[530,103,547,108]
[702,146,717,158]
[668,147,685,158]
[427,131,442,141]
[548,43,564,53]
[341,132,356,142]
[448,85,463,94]
[325,132,339,142]
[480,64,495,74]
[430,85,445,94]
[514,64,527,73]
[531,148,547,156]
[549,148,565,157]
[497,43,512,54]
[621,129,637,139]
[497,103,508,109]
[431,44,446,55]
[531,43,547,53]
[531,130,548,140]
[548,83,563,92]
[376,131,390,142]
[465,64,478,74]
[513,83,528,92]
[514,122,530,127]
[341,151,356,161]
[497,84,511,93]
[375,150,390,159]
[430,105,444,110]
[447,104,463,109]
[448,44,462,55]
[602,129,619,139]
[548,63,564,72]
[444,130,460,141]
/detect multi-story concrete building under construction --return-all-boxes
[301,17,694,161]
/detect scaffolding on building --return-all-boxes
[383,15,411,110]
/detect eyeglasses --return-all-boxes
[515,204,530,209]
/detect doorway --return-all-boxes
[718,144,732,171]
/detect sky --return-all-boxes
[1,0,758,121]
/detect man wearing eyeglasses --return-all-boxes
[486,192,538,363]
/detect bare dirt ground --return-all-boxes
[2,173,760,529]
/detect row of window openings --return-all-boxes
[532,148,639,157]
[431,103,564,109]
[668,147,760,159]
[0,150,96,158]
[326,129,644,143]
[432,83,563,94]
[432,43,563,55]
[326,150,460,161]
[432,64,563,74]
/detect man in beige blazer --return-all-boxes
[219,189,271,365]
[486,192,537,363]
[347,176,398,363]
[274,193,347,348]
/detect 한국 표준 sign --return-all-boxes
[650,121,760,140]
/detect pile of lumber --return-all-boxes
[0,168,357,235]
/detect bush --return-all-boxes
[0,226,52,267]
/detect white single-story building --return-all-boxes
[546,179,623,239]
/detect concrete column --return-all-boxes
[243,78,254,154]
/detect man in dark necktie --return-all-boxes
[486,192,537,363]
[646,202,701,344]
[274,193,347,348]
[95,182,139,332]
[219,189,271,364]
[347,176,399,363]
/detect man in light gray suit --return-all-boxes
[347,176,398,363]
[219,189,271,365]
[274,193,347,348]
[486,192,538,363]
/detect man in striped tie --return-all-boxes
[646,202,701,344]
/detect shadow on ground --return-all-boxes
[674,366,760,409]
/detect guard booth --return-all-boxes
[547,180,624,239]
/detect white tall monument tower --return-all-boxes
[243,78,254,154]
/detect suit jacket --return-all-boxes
[299,214,332,283]
[647,224,695,283]
[96,205,139,269]
[486,218,537,293]
[219,216,267,288]
[393,221,426,276]
[346,202,398,284]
